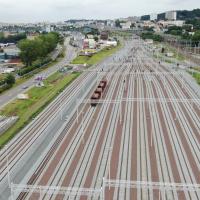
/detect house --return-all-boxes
[120,21,132,29]
[100,31,109,40]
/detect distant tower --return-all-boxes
[165,11,177,21]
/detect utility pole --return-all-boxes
[6,145,11,188]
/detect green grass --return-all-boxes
[163,43,185,61]
[14,58,62,86]
[155,43,185,62]
[0,47,66,95]
[71,43,122,65]
[0,71,80,147]
[192,66,200,72]
[153,54,173,64]
[110,31,133,39]
[191,71,200,85]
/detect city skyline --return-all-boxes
[0,0,199,23]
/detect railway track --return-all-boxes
[8,39,200,200]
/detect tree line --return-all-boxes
[18,32,60,66]
[0,33,26,43]
[141,32,164,42]
[165,25,200,45]
[0,74,15,94]
[141,9,200,21]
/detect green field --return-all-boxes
[154,43,185,62]
[0,71,80,147]
[192,66,200,72]
[0,48,65,95]
[163,43,185,61]
[71,43,122,65]
[191,71,200,85]
[111,31,133,38]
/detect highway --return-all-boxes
[1,37,200,200]
[0,37,78,109]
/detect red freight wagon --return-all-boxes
[95,88,103,96]
[98,83,105,91]
[91,78,108,106]
[91,93,100,107]
[100,80,107,88]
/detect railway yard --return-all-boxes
[0,37,200,200]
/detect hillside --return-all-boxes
[141,8,200,21]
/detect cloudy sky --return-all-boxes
[0,0,199,22]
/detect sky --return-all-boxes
[0,0,199,23]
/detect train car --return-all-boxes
[99,79,107,91]
[98,83,105,92]
[91,78,108,107]
[100,79,107,87]
[91,93,101,107]
[95,88,103,96]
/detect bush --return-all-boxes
[0,84,12,94]
[0,79,6,86]
[5,74,15,85]
[141,32,164,42]
[17,57,52,76]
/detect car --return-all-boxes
[22,86,29,90]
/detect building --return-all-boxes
[165,11,177,21]
[100,31,109,40]
[150,13,158,21]
[120,21,132,30]
[158,20,185,27]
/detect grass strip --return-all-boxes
[71,43,122,65]
[0,71,80,146]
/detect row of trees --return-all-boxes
[0,33,26,43]
[165,25,200,45]
[141,9,200,21]
[0,74,15,94]
[185,19,200,30]
[141,32,164,42]
[18,32,60,66]
[177,9,200,20]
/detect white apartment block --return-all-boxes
[165,11,177,21]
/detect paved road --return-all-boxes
[0,38,78,109]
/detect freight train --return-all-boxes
[91,79,107,107]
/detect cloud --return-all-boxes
[0,0,199,22]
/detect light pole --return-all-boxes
[76,99,79,123]
[6,145,11,188]
[81,112,84,144]
[105,147,112,190]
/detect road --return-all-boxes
[0,38,78,109]
[1,37,200,200]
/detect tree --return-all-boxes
[5,74,15,85]
[115,20,122,28]
[141,32,163,42]
[185,19,200,30]
[18,32,60,67]
[0,33,26,43]
[192,31,200,45]
[94,36,99,42]
[18,39,39,66]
